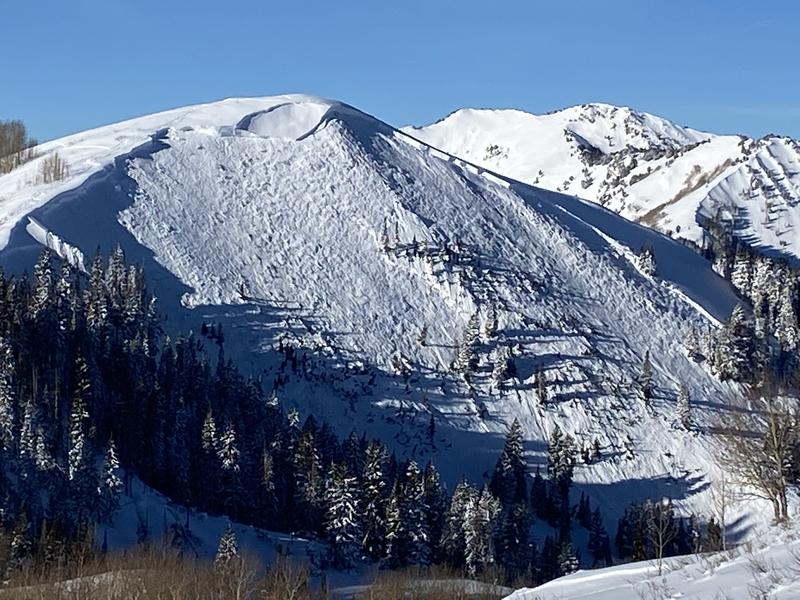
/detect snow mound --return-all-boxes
[507,524,800,600]
[237,99,339,141]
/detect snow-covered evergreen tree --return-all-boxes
[384,461,430,568]
[776,283,799,352]
[217,423,240,473]
[30,248,54,321]
[201,408,218,452]
[558,542,579,575]
[423,462,448,561]
[463,487,500,577]
[324,463,363,569]
[547,424,576,490]
[361,441,388,560]
[98,437,123,523]
[214,523,239,572]
[0,337,15,453]
[68,358,91,483]
[441,480,476,566]
[676,385,692,429]
[713,305,756,381]
[452,312,480,378]
[730,247,753,297]
[637,244,656,276]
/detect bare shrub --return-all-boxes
[38,152,68,184]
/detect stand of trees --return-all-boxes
[0,248,736,587]
[0,120,37,174]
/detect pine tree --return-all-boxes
[452,313,480,378]
[8,512,32,573]
[34,427,54,472]
[202,408,218,452]
[489,423,532,577]
[637,244,656,276]
[713,305,756,381]
[538,535,559,581]
[492,347,513,391]
[403,461,430,566]
[558,542,579,575]
[106,245,126,310]
[776,283,799,352]
[731,247,753,297]
[68,358,91,483]
[535,368,548,405]
[423,462,448,562]
[361,442,388,560]
[293,430,324,534]
[530,466,548,519]
[218,423,241,473]
[588,508,611,567]
[0,336,15,453]
[324,463,362,569]
[490,418,528,507]
[30,248,54,321]
[214,523,239,572]
[441,480,476,566]
[464,487,500,577]
[384,482,405,568]
[676,385,692,429]
[547,425,576,494]
[98,437,123,523]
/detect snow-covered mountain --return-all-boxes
[404,103,800,261]
[0,95,757,537]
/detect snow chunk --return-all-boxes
[237,100,340,141]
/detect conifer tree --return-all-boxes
[441,480,476,566]
[423,462,448,561]
[361,441,388,560]
[0,337,15,453]
[530,466,548,519]
[214,523,239,572]
[588,508,611,567]
[731,247,753,296]
[713,305,756,381]
[98,437,123,523]
[464,487,500,577]
[324,463,362,569]
[558,542,579,575]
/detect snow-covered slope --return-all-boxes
[0,95,755,538]
[404,103,800,261]
[507,524,800,599]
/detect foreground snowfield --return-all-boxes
[0,95,768,555]
[507,525,800,599]
[405,103,800,261]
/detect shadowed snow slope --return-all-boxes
[406,103,800,262]
[0,95,759,544]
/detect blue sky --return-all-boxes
[2,0,798,141]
